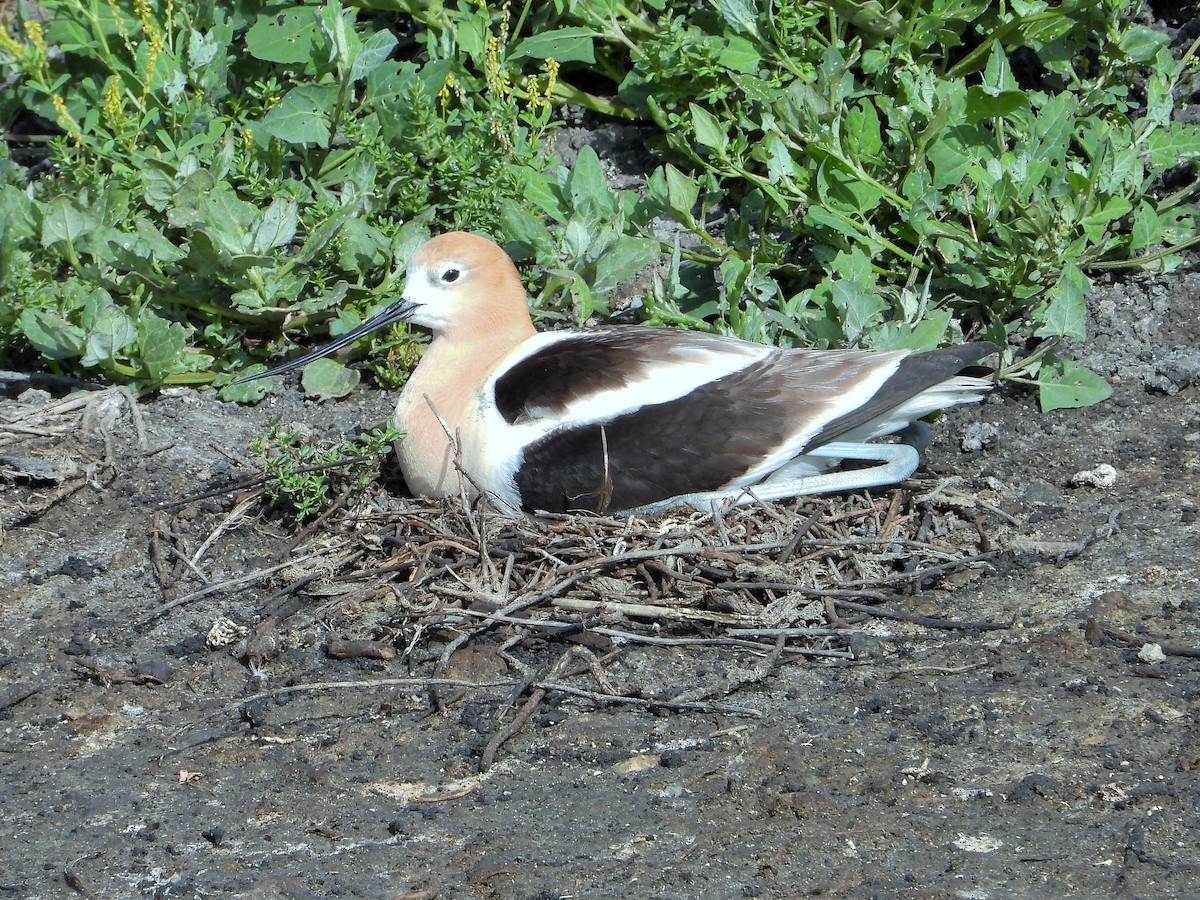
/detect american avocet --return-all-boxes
[240,232,995,515]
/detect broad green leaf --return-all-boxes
[134,218,186,263]
[138,315,188,381]
[1035,263,1089,341]
[829,279,886,343]
[500,199,555,259]
[1130,200,1162,252]
[522,172,568,223]
[18,309,87,360]
[219,366,271,402]
[1145,125,1200,169]
[509,27,597,64]
[664,164,700,220]
[290,200,362,267]
[717,0,760,37]
[1119,25,1169,63]
[252,198,299,254]
[301,357,361,400]
[964,87,1030,123]
[40,198,97,248]
[350,28,398,81]
[199,188,258,256]
[568,146,615,226]
[690,104,728,153]
[591,236,660,295]
[717,35,761,74]
[1039,361,1113,412]
[260,84,339,146]
[82,299,137,367]
[246,9,319,64]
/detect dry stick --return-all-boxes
[116,385,148,451]
[451,606,850,657]
[163,676,519,745]
[832,598,1012,631]
[534,681,762,717]
[560,545,708,575]
[1097,623,1200,659]
[481,650,574,771]
[191,494,258,568]
[137,552,327,626]
[551,596,745,625]
[776,500,828,565]
[165,543,211,586]
[718,583,891,601]
[429,570,593,710]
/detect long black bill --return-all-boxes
[231,298,421,385]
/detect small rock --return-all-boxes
[1070,463,1118,489]
[960,422,998,452]
[611,754,660,774]
[1024,479,1062,505]
[1146,703,1185,724]
[952,833,1004,853]
[1137,642,1166,664]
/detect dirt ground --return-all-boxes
[1,248,1198,900]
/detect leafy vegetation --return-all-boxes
[2,0,1198,411]
[251,422,402,520]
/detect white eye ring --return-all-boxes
[441,268,461,284]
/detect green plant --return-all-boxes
[0,0,558,390]
[251,422,402,521]
[2,0,1199,413]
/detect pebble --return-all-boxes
[1137,642,1166,664]
[1071,463,1118,489]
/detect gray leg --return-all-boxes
[623,441,921,516]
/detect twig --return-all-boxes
[535,681,762,717]
[137,552,327,626]
[832,599,1012,631]
[1096,622,1200,658]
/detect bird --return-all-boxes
[237,232,996,515]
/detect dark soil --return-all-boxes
[2,255,1198,900]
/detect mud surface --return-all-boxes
[2,259,1199,900]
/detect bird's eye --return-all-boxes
[441,268,461,284]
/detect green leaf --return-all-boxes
[591,235,660,295]
[40,198,97,248]
[500,199,555,260]
[246,9,320,64]
[198,188,258,256]
[664,165,700,221]
[18,309,87,360]
[301,357,361,400]
[219,366,271,403]
[252,198,299,254]
[133,218,186,263]
[1039,360,1112,412]
[964,87,1030,123]
[1119,25,1169,63]
[568,146,615,226]
[82,298,137,367]
[138,315,188,381]
[717,0,761,37]
[1035,263,1089,341]
[1145,125,1200,169]
[350,28,398,81]
[509,27,597,64]
[261,84,339,146]
[1130,200,1162,252]
[690,104,728,153]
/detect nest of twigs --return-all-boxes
[155,473,1016,764]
